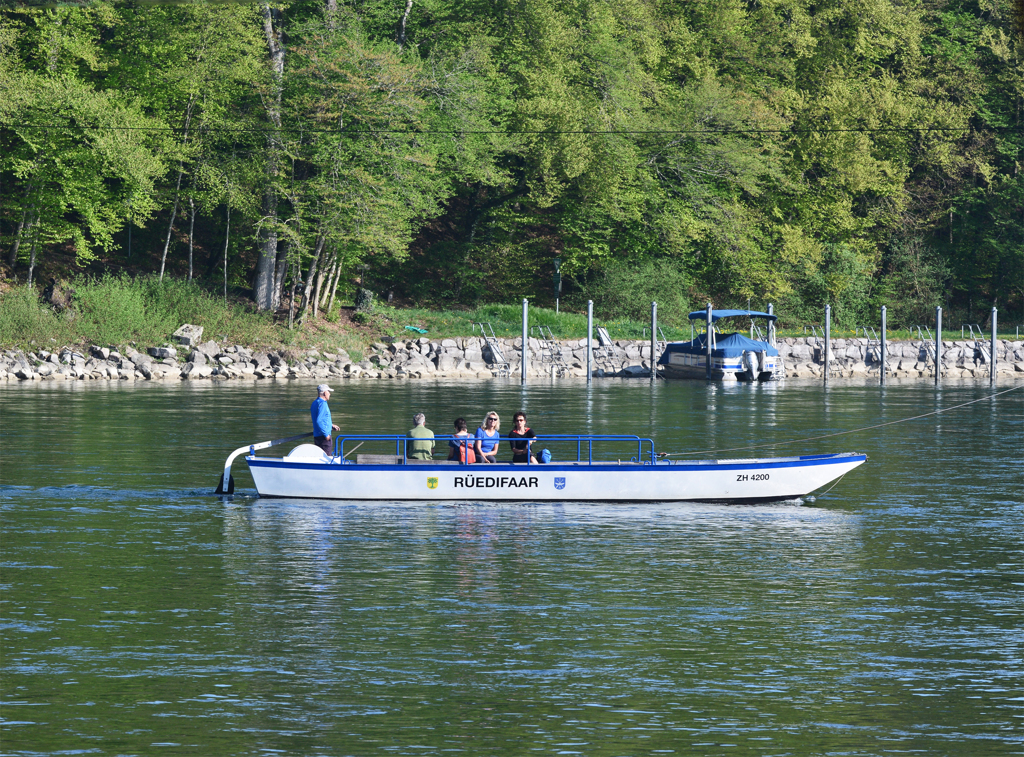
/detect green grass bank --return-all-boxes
[2,276,1019,359]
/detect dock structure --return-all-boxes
[531,326,571,378]
[472,322,511,377]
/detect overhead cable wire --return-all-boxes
[659,385,1023,458]
[2,122,1021,136]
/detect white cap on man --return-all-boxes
[317,384,333,394]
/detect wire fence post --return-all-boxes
[880,305,887,387]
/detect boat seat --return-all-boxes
[285,444,331,461]
[355,454,404,465]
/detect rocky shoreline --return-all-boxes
[3,334,1023,383]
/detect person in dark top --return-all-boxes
[447,417,477,463]
[508,411,537,464]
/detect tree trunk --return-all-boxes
[297,235,326,325]
[11,170,40,268]
[255,189,279,309]
[27,226,39,287]
[288,257,299,329]
[159,169,183,282]
[397,0,413,49]
[8,209,27,267]
[187,197,195,281]
[273,242,288,311]
[159,99,195,283]
[319,258,337,309]
[255,1,286,311]
[223,202,231,301]
[314,257,334,317]
[327,259,342,314]
[311,269,321,319]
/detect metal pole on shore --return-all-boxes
[880,305,887,387]
[935,306,942,384]
[521,298,528,385]
[990,306,997,385]
[586,300,593,385]
[767,303,775,346]
[650,301,657,383]
[705,302,713,380]
[824,304,831,386]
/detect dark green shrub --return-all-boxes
[0,285,68,346]
[567,258,691,326]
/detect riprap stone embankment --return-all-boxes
[776,336,1024,378]
[2,335,1022,382]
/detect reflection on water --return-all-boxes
[1,379,1022,754]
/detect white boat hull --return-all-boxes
[660,351,783,382]
[245,452,866,503]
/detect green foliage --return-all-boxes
[72,274,154,344]
[0,275,278,348]
[354,288,375,312]
[793,244,875,327]
[873,238,949,326]
[1,9,165,270]
[566,259,691,327]
[0,0,1020,324]
[361,302,691,341]
[0,285,68,346]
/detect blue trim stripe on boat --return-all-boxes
[247,454,866,473]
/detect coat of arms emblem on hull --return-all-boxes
[427,477,439,489]
[554,477,566,490]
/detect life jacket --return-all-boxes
[455,437,477,463]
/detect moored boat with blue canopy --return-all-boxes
[659,307,784,381]
[217,432,865,504]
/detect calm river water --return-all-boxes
[2,378,1022,755]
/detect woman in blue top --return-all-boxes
[474,411,501,463]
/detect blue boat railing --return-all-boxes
[330,434,657,465]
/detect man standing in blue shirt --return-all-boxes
[311,384,340,456]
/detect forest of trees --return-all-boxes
[1,0,1021,328]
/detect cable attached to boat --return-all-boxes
[658,384,1022,458]
[807,473,848,501]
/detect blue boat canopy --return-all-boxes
[660,332,779,362]
[688,309,777,323]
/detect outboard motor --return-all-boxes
[741,350,756,381]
